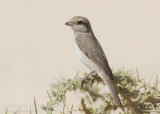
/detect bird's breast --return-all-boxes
[73,36,100,72]
[73,37,87,62]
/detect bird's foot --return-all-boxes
[90,74,98,86]
[81,71,98,88]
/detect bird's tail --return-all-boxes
[98,70,122,107]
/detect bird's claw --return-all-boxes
[80,72,98,88]
[90,74,98,86]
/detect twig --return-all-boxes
[134,76,136,87]
[65,103,70,111]
[30,108,32,114]
[62,95,66,114]
[57,81,60,93]
[81,98,90,114]
[46,90,52,101]
[70,105,74,114]
[34,97,38,114]
[87,92,96,108]
[5,108,7,114]
[151,103,155,111]
[136,68,140,81]
[72,71,79,84]
[155,75,159,94]
[122,66,125,74]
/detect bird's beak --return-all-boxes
[65,21,75,26]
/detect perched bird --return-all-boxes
[65,16,122,107]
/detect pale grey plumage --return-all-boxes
[65,16,122,107]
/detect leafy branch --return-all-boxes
[42,68,160,114]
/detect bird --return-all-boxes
[65,16,122,107]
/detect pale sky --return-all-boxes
[0,0,160,113]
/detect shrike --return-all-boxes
[65,16,122,107]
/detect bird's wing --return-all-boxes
[76,34,114,80]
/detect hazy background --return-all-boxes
[0,0,160,113]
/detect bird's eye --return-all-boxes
[77,21,83,24]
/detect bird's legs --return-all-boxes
[81,71,98,88]
[90,73,98,85]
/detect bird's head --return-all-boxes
[65,16,92,33]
